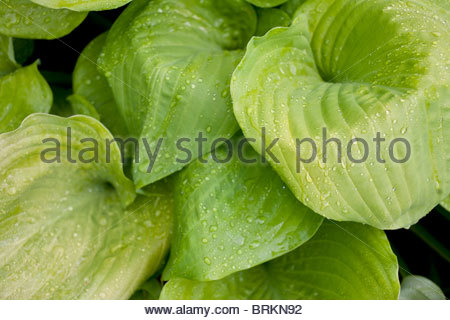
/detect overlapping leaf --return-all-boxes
[232,0,450,229]
[0,62,52,133]
[0,35,18,76]
[0,0,87,40]
[30,0,131,11]
[162,137,323,281]
[0,114,173,299]
[400,275,446,300]
[161,221,400,299]
[72,33,127,137]
[99,0,257,188]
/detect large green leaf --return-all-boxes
[0,35,18,76]
[0,114,173,299]
[162,136,323,281]
[0,63,52,133]
[245,0,289,8]
[161,221,400,299]
[231,0,450,229]
[99,0,257,189]
[73,33,127,138]
[30,0,131,11]
[400,275,446,300]
[0,0,87,40]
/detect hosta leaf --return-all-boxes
[0,0,87,40]
[0,63,52,133]
[73,33,127,138]
[30,0,131,11]
[161,221,400,299]
[162,136,323,281]
[245,0,289,8]
[255,8,291,36]
[0,114,173,299]
[280,0,306,17]
[99,0,257,188]
[400,275,446,300]
[0,35,18,76]
[231,0,450,230]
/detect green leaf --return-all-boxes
[255,8,291,36]
[400,275,446,300]
[0,0,87,40]
[162,136,323,281]
[231,0,450,230]
[73,33,128,138]
[245,0,289,8]
[0,114,173,299]
[432,0,450,12]
[0,35,18,76]
[0,62,52,133]
[30,0,131,11]
[99,0,257,189]
[280,0,306,17]
[130,278,163,300]
[441,195,450,211]
[160,220,400,299]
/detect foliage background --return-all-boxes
[21,8,450,297]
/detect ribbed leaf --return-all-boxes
[0,114,173,299]
[232,0,450,229]
[73,33,127,137]
[0,0,87,40]
[245,0,289,8]
[30,0,131,11]
[0,63,52,133]
[0,35,18,76]
[400,275,446,300]
[99,0,257,188]
[161,221,400,299]
[162,136,323,281]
